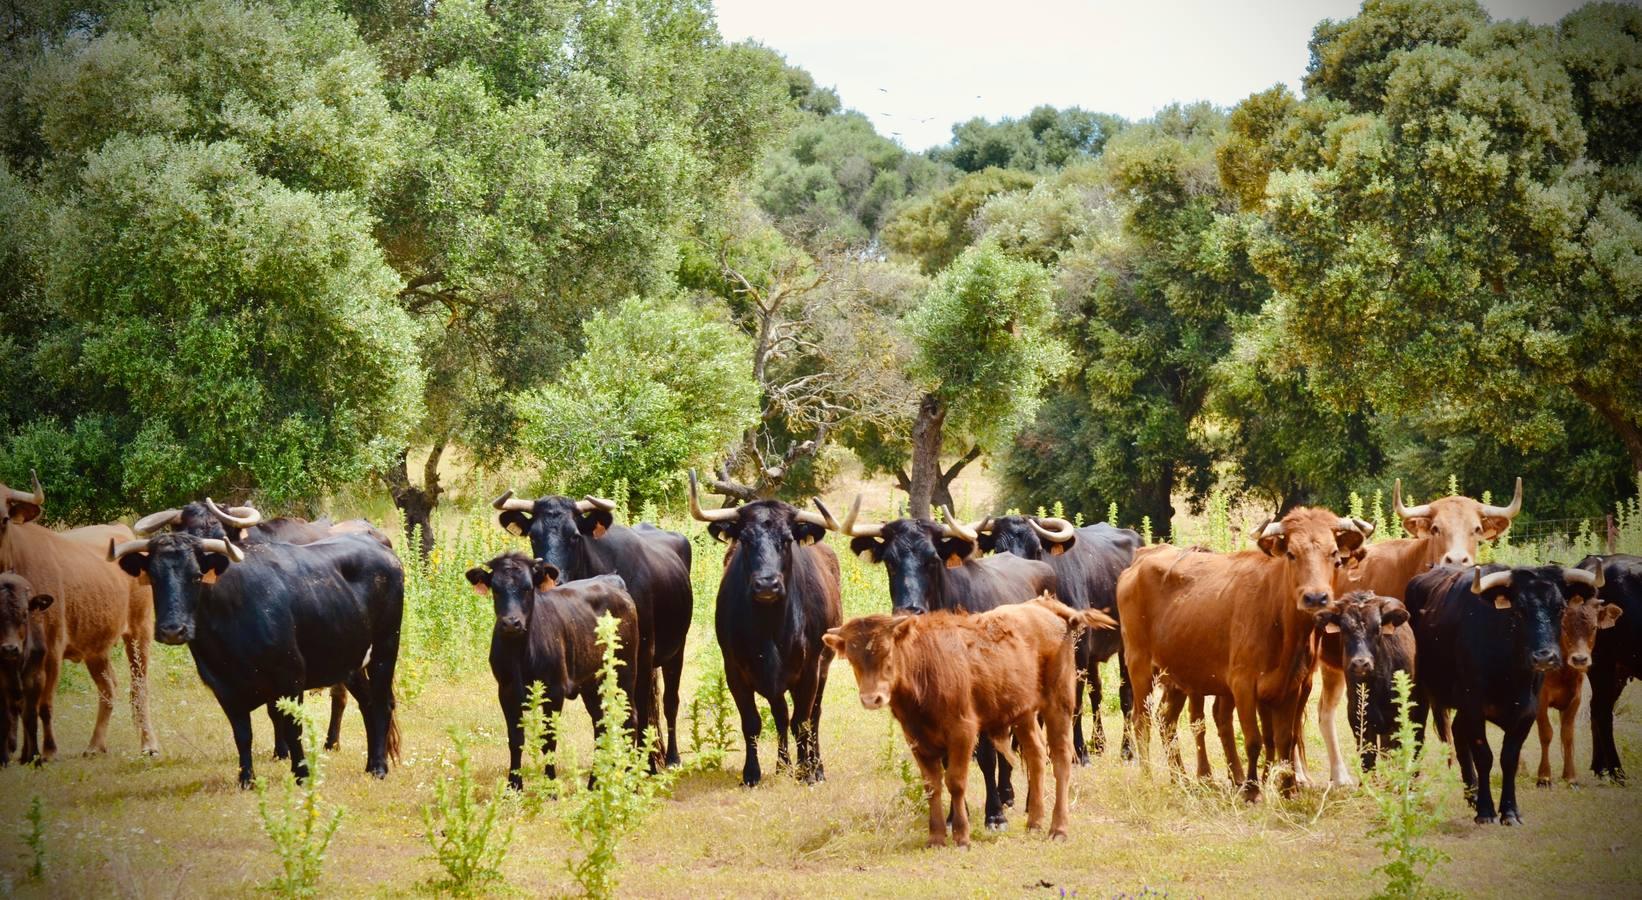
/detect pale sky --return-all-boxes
[713,0,1594,151]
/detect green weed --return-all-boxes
[254,697,344,899]
[422,729,515,896]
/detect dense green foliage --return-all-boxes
[0,0,1634,533]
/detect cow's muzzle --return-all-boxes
[0,642,21,662]
[499,617,527,636]
[1531,648,1561,672]
[858,692,888,710]
[1301,591,1331,610]
[155,624,192,645]
[1347,656,1374,679]
[1567,652,1591,671]
[751,576,784,604]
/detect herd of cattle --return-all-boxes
[2,469,1641,847]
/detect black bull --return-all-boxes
[975,517,1140,761]
[110,531,403,788]
[688,481,843,788]
[494,492,692,767]
[834,499,1057,831]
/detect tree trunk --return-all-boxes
[907,393,946,521]
[1134,471,1176,542]
[1572,381,1642,474]
[384,440,445,558]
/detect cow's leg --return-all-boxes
[36,652,57,760]
[1452,712,1478,807]
[1269,696,1301,797]
[1561,688,1582,785]
[1117,645,1135,760]
[1290,678,1312,789]
[1015,721,1047,832]
[974,736,1006,830]
[1,683,13,765]
[790,658,824,784]
[1189,694,1211,780]
[363,629,400,779]
[581,684,608,790]
[1044,703,1074,840]
[270,704,289,760]
[660,651,684,768]
[229,707,256,788]
[1497,716,1531,825]
[1213,696,1244,785]
[1231,678,1262,801]
[123,633,158,756]
[725,666,763,787]
[1319,665,1353,787]
[914,749,946,847]
[806,649,833,782]
[632,637,659,772]
[83,655,116,755]
[271,696,309,783]
[325,683,348,751]
[1457,710,1496,823]
[498,679,526,791]
[1157,685,1187,775]
[766,685,792,774]
[20,683,40,764]
[1588,670,1624,783]
[1535,699,1555,787]
[945,737,976,847]
[996,746,1015,810]
[1124,648,1154,771]
[1075,640,1094,764]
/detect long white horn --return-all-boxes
[199,538,244,563]
[1563,567,1603,591]
[839,494,882,538]
[808,498,841,531]
[1393,479,1432,520]
[132,508,184,536]
[1479,477,1523,520]
[967,517,995,535]
[491,490,535,513]
[1337,517,1375,537]
[108,537,152,562]
[578,495,618,513]
[1472,568,1513,595]
[686,470,739,523]
[205,498,261,530]
[941,505,978,543]
[1029,516,1076,543]
[1260,521,1286,540]
[793,504,831,529]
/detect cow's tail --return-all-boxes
[1030,592,1118,632]
[988,730,1020,768]
[386,687,402,764]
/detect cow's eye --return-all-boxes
[1430,526,1440,535]
[1285,551,1296,561]
[1473,526,1482,535]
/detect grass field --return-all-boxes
[2,496,1641,897]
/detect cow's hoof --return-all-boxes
[1566,780,1581,789]
[925,836,946,849]
[1474,814,1496,825]
[1537,777,1552,787]
[1501,811,1522,826]
[142,747,160,758]
[984,815,1008,831]
[324,741,340,752]
[1077,752,1091,767]
[239,775,255,790]
[741,775,761,788]
[82,746,108,757]
[999,786,1015,807]
[1049,829,1069,843]
[366,764,387,779]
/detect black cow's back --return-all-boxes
[1585,554,1642,679]
[943,553,1058,613]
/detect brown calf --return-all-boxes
[1537,596,1623,786]
[0,573,53,765]
[1119,508,1371,798]
[824,596,1115,847]
[0,478,157,757]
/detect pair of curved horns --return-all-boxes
[1470,566,1604,596]
[108,536,245,564]
[491,491,616,514]
[684,470,834,530]
[1,470,44,507]
[830,495,976,542]
[1395,477,1522,521]
[1030,517,1075,543]
[1258,517,1376,540]
[133,499,263,536]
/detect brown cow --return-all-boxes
[0,476,158,757]
[1316,478,1522,786]
[1537,595,1623,786]
[823,595,1115,847]
[1119,508,1372,798]
[1,572,53,765]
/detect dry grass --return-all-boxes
[3,502,1641,897]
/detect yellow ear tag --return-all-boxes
[1323,622,1341,634]
[1048,543,1066,556]
[200,570,218,585]
[944,554,964,569]
[1493,596,1512,610]
[137,572,151,586]
[1380,623,1396,635]
[506,522,524,536]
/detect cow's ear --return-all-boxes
[707,520,736,544]
[578,508,614,539]
[891,616,917,642]
[1257,532,1286,557]
[939,537,974,568]
[1335,528,1366,554]
[1402,516,1433,538]
[7,501,41,525]
[28,593,53,613]
[533,561,560,591]
[821,629,845,653]
[201,553,231,579]
[976,533,996,553]
[1599,603,1624,629]
[1380,599,1409,630]
[465,566,491,597]
[792,521,826,547]
[117,551,149,579]
[850,536,884,563]
[498,510,532,537]
[1049,533,1077,554]
[1480,516,1511,541]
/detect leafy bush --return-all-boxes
[685,667,738,773]
[1364,672,1450,900]
[560,614,676,899]
[255,698,344,900]
[517,679,568,817]
[23,795,45,881]
[422,730,515,897]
